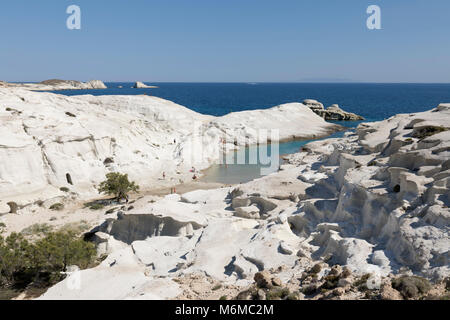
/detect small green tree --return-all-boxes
[97,172,139,200]
[0,233,33,287]
[0,231,97,292]
[33,231,96,281]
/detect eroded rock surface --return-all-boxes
[7,98,445,300]
[0,88,338,209]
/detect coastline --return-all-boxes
[1,84,448,301]
[0,80,158,92]
[0,87,341,207]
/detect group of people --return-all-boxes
[191,167,198,180]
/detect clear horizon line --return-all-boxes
[6,80,450,84]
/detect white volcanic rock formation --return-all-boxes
[288,104,450,279]
[39,104,449,299]
[0,88,339,209]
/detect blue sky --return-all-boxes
[1,0,449,82]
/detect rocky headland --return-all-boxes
[303,99,365,121]
[1,79,107,91]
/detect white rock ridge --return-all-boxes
[0,88,339,208]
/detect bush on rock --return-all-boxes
[392,276,431,299]
[0,231,96,297]
[97,172,139,201]
[49,203,64,211]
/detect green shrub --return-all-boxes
[33,231,96,273]
[97,172,139,201]
[266,287,290,300]
[0,233,34,287]
[302,285,317,295]
[212,284,222,291]
[321,274,340,290]
[412,126,448,140]
[88,203,104,211]
[353,273,372,291]
[60,187,70,193]
[49,203,64,211]
[367,160,378,166]
[392,276,432,299]
[286,292,299,300]
[21,223,53,236]
[0,231,96,296]
[105,208,116,214]
[310,264,322,274]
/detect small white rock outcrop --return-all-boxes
[132,81,157,89]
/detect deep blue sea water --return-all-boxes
[51,82,450,122]
[51,82,450,183]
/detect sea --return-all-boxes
[51,83,450,184]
